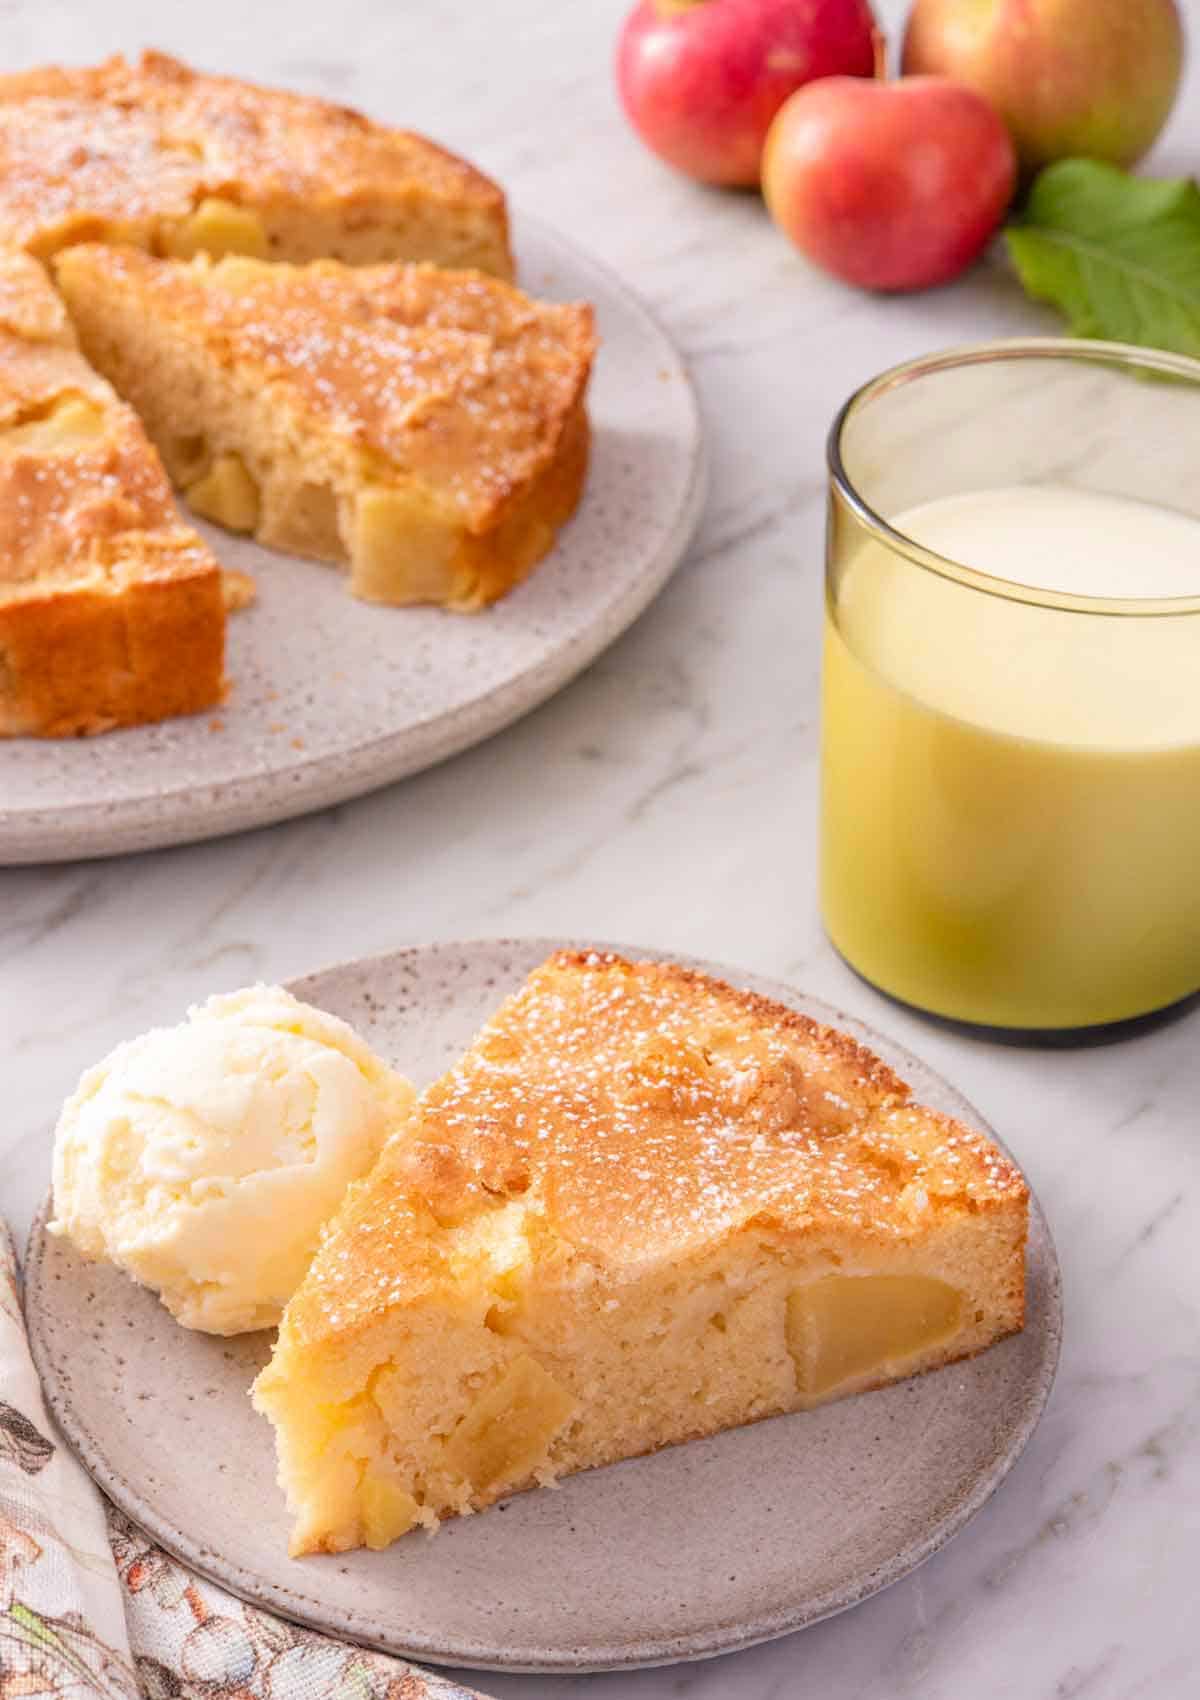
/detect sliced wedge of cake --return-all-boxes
[55,247,595,610]
[253,951,1028,1557]
[0,252,237,737]
[0,51,511,277]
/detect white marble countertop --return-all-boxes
[3,0,1199,1694]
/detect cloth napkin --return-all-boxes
[0,1223,488,1700]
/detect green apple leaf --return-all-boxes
[1007,159,1200,358]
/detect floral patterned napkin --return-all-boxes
[0,1224,488,1700]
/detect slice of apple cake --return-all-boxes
[0,252,234,736]
[252,951,1028,1556]
[54,247,595,610]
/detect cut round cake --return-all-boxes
[0,56,591,731]
[252,952,1028,1556]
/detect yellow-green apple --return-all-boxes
[762,75,1016,290]
[902,0,1184,172]
[616,0,879,187]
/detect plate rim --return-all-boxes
[0,219,706,866]
[25,937,1063,1673]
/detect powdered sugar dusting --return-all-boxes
[305,952,1026,1332]
[71,249,594,525]
[0,51,496,253]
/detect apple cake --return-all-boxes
[0,252,236,737]
[55,247,596,610]
[252,951,1028,1556]
[0,51,512,278]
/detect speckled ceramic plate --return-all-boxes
[26,940,1061,1674]
[0,225,705,866]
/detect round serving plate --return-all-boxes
[0,224,705,865]
[26,939,1061,1674]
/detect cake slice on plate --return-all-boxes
[55,247,596,611]
[0,51,511,277]
[0,252,240,737]
[252,951,1028,1556]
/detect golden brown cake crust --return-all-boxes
[0,551,227,737]
[286,951,1028,1351]
[0,252,228,736]
[0,51,511,275]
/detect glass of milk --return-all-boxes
[821,339,1200,1037]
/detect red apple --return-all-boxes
[616,0,879,187]
[903,0,1184,174]
[762,75,1017,291]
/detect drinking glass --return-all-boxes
[821,339,1200,1037]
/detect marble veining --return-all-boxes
[2,0,1199,1695]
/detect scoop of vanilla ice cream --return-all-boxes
[49,985,413,1334]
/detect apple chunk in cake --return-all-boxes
[252,952,1028,1556]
